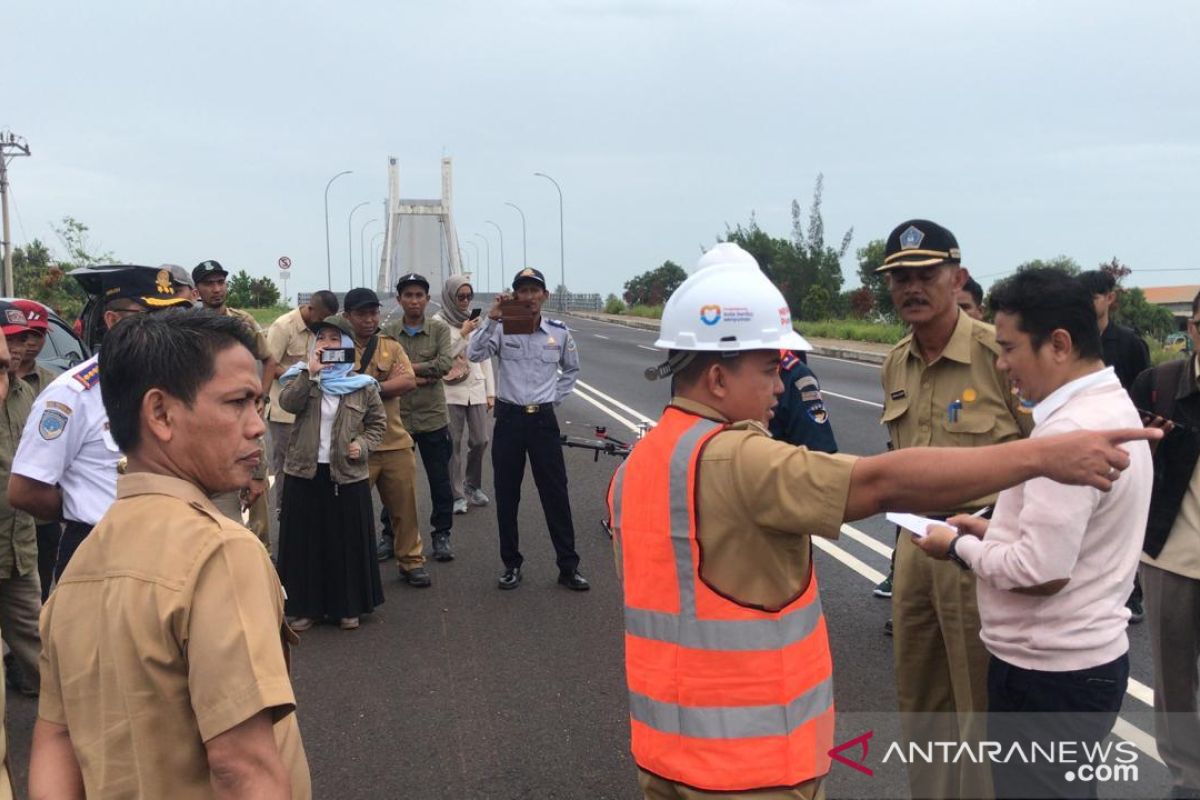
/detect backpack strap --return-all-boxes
[359,334,379,374]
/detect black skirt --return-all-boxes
[277,464,384,620]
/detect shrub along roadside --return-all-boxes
[796,318,906,345]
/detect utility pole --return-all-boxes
[0,131,32,297]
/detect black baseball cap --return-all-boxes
[878,220,961,272]
[192,259,229,284]
[103,267,194,309]
[396,273,430,293]
[512,267,547,290]
[344,288,382,311]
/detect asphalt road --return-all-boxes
[1,305,1173,799]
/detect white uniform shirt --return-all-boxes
[11,355,119,526]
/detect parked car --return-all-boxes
[0,297,89,374]
[1165,332,1193,354]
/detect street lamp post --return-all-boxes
[473,233,491,294]
[485,220,505,288]
[504,202,527,269]
[465,241,480,282]
[347,201,369,290]
[323,170,353,289]
[359,218,378,290]
[534,172,565,310]
[371,232,385,288]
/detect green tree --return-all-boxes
[623,260,688,306]
[790,173,851,298]
[603,293,625,314]
[227,270,254,307]
[800,285,833,321]
[12,239,88,320]
[248,276,281,307]
[855,238,893,320]
[723,174,851,314]
[1097,257,1175,340]
[1015,255,1081,274]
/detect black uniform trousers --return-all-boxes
[55,521,93,582]
[412,426,454,536]
[492,401,578,574]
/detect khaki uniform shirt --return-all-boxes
[21,364,60,398]
[353,333,415,451]
[265,308,313,425]
[38,472,311,799]
[386,317,453,434]
[0,379,35,577]
[880,310,1032,514]
[673,397,858,611]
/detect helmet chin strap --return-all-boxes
[645,351,697,381]
[645,349,743,381]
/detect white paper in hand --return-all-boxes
[885,512,957,539]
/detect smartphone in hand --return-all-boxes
[470,308,482,320]
[320,347,357,365]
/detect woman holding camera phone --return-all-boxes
[434,275,495,515]
[277,316,387,631]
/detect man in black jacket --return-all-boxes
[1130,290,1200,799]
[1081,269,1152,622]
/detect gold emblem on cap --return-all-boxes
[520,268,535,277]
[156,269,171,295]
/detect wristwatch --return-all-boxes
[947,533,972,571]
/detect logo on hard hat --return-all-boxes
[899,226,924,250]
[699,305,722,326]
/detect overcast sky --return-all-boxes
[5,0,1198,300]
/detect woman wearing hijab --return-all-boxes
[277,315,387,631]
[433,276,495,515]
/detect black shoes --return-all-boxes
[399,566,432,588]
[431,532,454,562]
[376,535,394,562]
[558,570,590,592]
[498,567,522,590]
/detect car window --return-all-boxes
[43,319,86,369]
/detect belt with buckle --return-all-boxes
[499,400,552,415]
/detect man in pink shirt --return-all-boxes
[917,268,1153,800]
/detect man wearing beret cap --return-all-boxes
[877,220,1032,799]
[9,267,192,578]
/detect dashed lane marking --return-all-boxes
[574,381,656,425]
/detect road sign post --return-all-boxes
[278,256,291,305]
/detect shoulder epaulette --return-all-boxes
[70,362,100,391]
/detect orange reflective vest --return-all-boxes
[607,405,835,792]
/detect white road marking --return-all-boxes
[813,537,887,584]
[809,353,884,370]
[575,381,657,425]
[1111,716,1162,763]
[636,345,657,352]
[840,524,894,559]
[569,388,640,433]
[593,334,609,340]
[822,390,884,409]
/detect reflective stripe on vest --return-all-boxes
[610,406,835,792]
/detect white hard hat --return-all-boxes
[647,243,811,379]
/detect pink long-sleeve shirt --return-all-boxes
[955,367,1152,671]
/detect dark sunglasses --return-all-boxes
[456,292,474,301]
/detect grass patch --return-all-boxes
[797,318,907,345]
[244,306,292,328]
[625,304,664,319]
[1150,342,1190,367]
